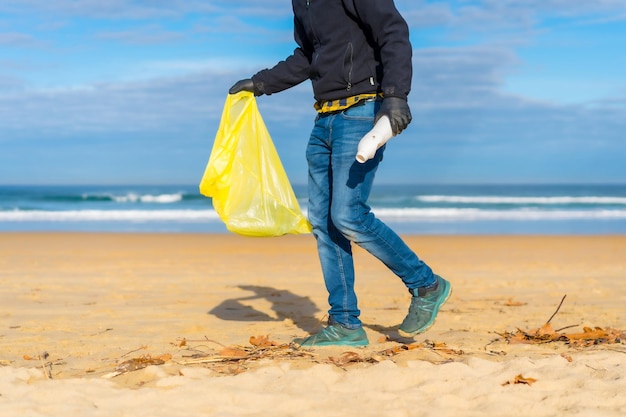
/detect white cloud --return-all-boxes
[0,72,228,139]
[0,0,291,19]
[0,31,44,47]
[1,38,623,154]
[0,74,25,91]
[138,58,263,76]
[398,0,626,32]
[412,44,521,108]
[95,24,184,45]
[0,0,209,19]
[1,0,625,184]
[192,14,291,40]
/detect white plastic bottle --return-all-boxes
[355,115,394,163]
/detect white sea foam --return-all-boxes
[110,193,184,204]
[374,208,626,221]
[0,210,219,222]
[2,208,626,223]
[416,195,626,205]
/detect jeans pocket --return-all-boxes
[341,100,376,121]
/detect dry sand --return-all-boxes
[1,233,625,416]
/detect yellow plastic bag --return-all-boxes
[199,92,312,237]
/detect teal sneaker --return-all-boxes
[293,323,369,347]
[398,275,451,337]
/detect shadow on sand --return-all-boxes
[208,285,322,333]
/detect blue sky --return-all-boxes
[1,0,625,185]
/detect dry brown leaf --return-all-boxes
[369,354,386,362]
[218,347,249,358]
[515,374,537,385]
[502,324,624,346]
[566,327,608,340]
[113,354,171,374]
[436,347,465,355]
[501,295,625,347]
[178,336,314,367]
[249,335,278,347]
[535,323,556,337]
[378,341,463,357]
[502,374,537,386]
[504,298,527,307]
[157,353,172,362]
[422,340,464,355]
[329,351,363,366]
[506,331,529,344]
[379,343,419,356]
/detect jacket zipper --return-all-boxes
[345,43,353,91]
[306,0,316,40]
[306,0,353,92]
[306,0,320,61]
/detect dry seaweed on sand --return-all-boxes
[495,295,625,347]
[502,374,538,386]
[178,335,465,372]
[327,340,465,369]
[176,335,316,366]
[102,353,172,379]
[375,339,465,358]
[502,324,625,347]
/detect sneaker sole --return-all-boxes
[398,279,452,337]
[298,340,369,347]
[293,327,370,347]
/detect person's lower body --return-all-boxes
[294,100,450,347]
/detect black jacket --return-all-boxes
[251,0,412,102]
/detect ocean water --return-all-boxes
[1,184,626,234]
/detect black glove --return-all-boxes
[229,79,261,96]
[376,97,412,135]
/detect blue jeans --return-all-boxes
[306,100,435,329]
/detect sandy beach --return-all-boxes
[1,233,624,416]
